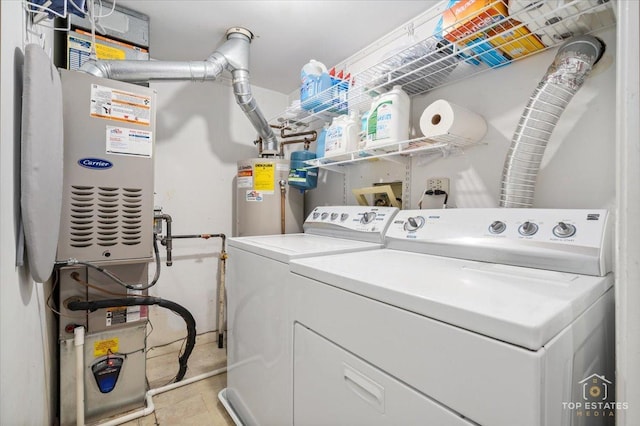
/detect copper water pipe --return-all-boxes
[279,127,317,140]
[278,128,317,156]
[279,180,287,234]
[279,138,313,156]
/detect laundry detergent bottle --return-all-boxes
[316,124,328,158]
[324,112,359,157]
[300,60,332,111]
[366,85,410,148]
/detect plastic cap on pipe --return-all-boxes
[226,27,254,41]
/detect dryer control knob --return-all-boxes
[553,222,576,238]
[518,221,539,236]
[312,212,320,219]
[340,213,349,222]
[330,213,339,221]
[489,220,506,234]
[321,212,329,220]
[404,216,425,232]
[360,212,377,224]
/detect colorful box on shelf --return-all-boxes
[442,0,544,66]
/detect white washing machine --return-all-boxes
[289,209,614,426]
[220,206,399,426]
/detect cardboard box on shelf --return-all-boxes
[442,0,544,63]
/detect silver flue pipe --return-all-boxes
[500,35,604,208]
[80,27,279,154]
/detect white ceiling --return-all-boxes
[116,1,439,94]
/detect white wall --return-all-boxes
[615,1,640,423]
[1,2,55,424]
[409,28,617,210]
[148,79,287,347]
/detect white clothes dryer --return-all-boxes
[220,206,399,426]
[289,209,614,426]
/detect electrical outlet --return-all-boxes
[426,177,450,194]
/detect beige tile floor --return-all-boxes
[101,333,235,426]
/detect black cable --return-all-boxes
[67,296,196,382]
[424,189,449,207]
[434,190,449,205]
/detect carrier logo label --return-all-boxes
[78,158,113,170]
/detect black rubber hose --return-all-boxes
[67,297,196,382]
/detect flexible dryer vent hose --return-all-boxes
[500,35,604,208]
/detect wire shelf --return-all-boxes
[305,134,478,169]
[275,0,615,132]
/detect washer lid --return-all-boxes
[290,249,612,351]
[228,234,381,263]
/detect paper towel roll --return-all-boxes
[419,99,487,143]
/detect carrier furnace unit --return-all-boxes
[56,69,156,425]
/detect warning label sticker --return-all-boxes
[106,307,127,326]
[253,162,275,193]
[237,164,253,188]
[238,176,253,188]
[106,126,153,158]
[90,84,151,126]
[94,338,119,357]
[106,303,146,327]
[246,190,264,202]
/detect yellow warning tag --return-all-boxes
[254,162,274,192]
[94,338,119,357]
[95,44,126,60]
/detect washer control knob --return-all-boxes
[340,213,349,222]
[312,212,320,219]
[518,221,539,236]
[489,220,506,234]
[553,222,576,238]
[404,216,425,232]
[360,212,377,224]
[330,213,339,221]
[321,212,329,220]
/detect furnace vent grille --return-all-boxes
[67,185,143,248]
[121,188,143,246]
[69,185,94,248]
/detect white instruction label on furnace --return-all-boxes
[90,84,152,126]
[106,126,153,157]
[246,190,264,202]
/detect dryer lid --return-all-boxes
[228,234,381,263]
[290,249,612,351]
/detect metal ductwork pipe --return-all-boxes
[500,35,604,208]
[80,27,279,154]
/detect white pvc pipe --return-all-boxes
[96,366,227,426]
[74,326,85,426]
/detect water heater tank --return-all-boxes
[236,158,303,236]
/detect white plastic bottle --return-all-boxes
[359,109,370,149]
[300,60,331,111]
[324,112,359,158]
[366,85,410,149]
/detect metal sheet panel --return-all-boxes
[57,69,156,263]
[59,324,147,425]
